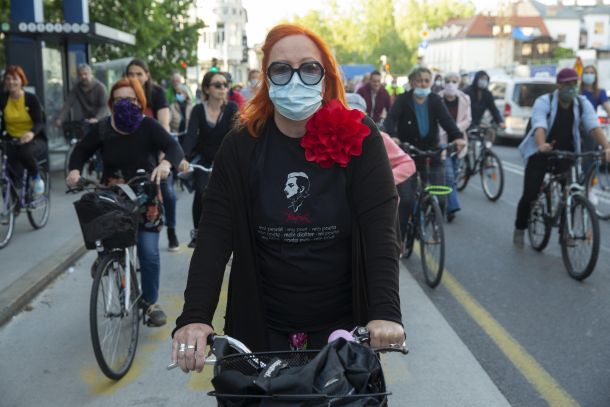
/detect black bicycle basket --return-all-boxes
[73,189,139,250]
[210,338,389,407]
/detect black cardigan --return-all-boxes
[384,90,462,149]
[174,116,402,351]
[0,91,46,140]
[181,101,239,164]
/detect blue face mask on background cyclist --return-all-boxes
[175,93,186,103]
[477,79,489,89]
[268,73,323,121]
[413,87,431,98]
[582,73,596,86]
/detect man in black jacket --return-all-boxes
[463,70,506,129]
[384,66,465,243]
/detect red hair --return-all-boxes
[4,65,28,86]
[108,78,147,112]
[240,24,346,137]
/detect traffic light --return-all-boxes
[180,60,187,69]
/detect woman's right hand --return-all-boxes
[66,170,81,188]
[172,323,214,373]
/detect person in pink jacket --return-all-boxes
[345,93,415,185]
[438,72,472,222]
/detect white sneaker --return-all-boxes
[31,177,45,196]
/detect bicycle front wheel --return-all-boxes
[479,150,504,201]
[0,179,15,249]
[456,156,470,191]
[419,196,445,288]
[527,190,551,251]
[561,195,600,281]
[585,162,610,220]
[27,167,50,229]
[90,253,140,380]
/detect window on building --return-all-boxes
[493,25,501,36]
[557,34,566,43]
[522,44,532,56]
[536,43,550,55]
[595,21,604,35]
[503,24,511,34]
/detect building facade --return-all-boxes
[425,14,554,73]
[195,0,249,84]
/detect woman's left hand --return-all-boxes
[366,320,405,348]
[20,132,34,144]
[151,160,171,184]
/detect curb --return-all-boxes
[0,236,87,326]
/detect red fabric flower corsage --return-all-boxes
[300,99,371,168]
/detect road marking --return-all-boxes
[442,271,581,407]
[502,160,524,176]
[410,240,580,406]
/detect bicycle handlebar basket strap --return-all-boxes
[73,187,139,250]
[210,338,389,407]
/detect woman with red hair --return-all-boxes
[1,65,47,195]
[172,24,405,372]
[66,77,185,327]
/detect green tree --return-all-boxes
[89,0,204,81]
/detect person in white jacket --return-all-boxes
[438,72,472,222]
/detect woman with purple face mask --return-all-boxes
[66,78,185,327]
[439,72,472,222]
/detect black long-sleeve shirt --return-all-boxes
[174,116,402,351]
[464,85,504,126]
[69,116,183,182]
[384,90,463,149]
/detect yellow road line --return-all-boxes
[410,239,580,406]
[440,270,580,406]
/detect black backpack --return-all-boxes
[525,92,584,137]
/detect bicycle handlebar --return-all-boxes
[165,327,407,371]
[400,142,457,157]
[177,163,213,180]
[542,149,604,161]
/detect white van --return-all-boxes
[489,77,556,140]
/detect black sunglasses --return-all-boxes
[267,61,325,86]
[210,82,228,89]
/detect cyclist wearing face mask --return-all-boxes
[172,24,405,367]
[513,68,610,247]
[464,70,505,130]
[384,66,465,243]
[439,72,472,222]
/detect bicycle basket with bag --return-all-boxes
[73,189,139,250]
[210,338,388,407]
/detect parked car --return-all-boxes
[490,77,556,141]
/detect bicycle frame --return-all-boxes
[0,141,46,210]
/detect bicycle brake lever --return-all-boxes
[166,354,217,370]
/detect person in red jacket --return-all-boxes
[225,72,245,109]
[356,70,391,125]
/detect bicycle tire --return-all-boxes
[560,194,600,281]
[403,221,415,259]
[584,162,610,221]
[90,252,140,380]
[419,196,445,288]
[27,167,50,229]
[456,155,470,191]
[0,179,15,249]
[64,143,76,179]
[527,189,551,251]
[479,150,504,201]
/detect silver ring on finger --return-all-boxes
[187,345,196,350]
[178,343,187,352]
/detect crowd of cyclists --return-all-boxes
[2,34,610,349]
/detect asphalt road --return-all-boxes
[403,144,610,407]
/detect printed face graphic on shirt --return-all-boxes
[284,172,310,213]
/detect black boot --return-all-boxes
[167,227,179,251]
[188,229,198,248]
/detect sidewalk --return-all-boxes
[0,179,511,405]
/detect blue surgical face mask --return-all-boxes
[268,74,323,121]
[582,73,596,85]
[175,93,186,103]
[413,87,431,98]
[477,79,489,89]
